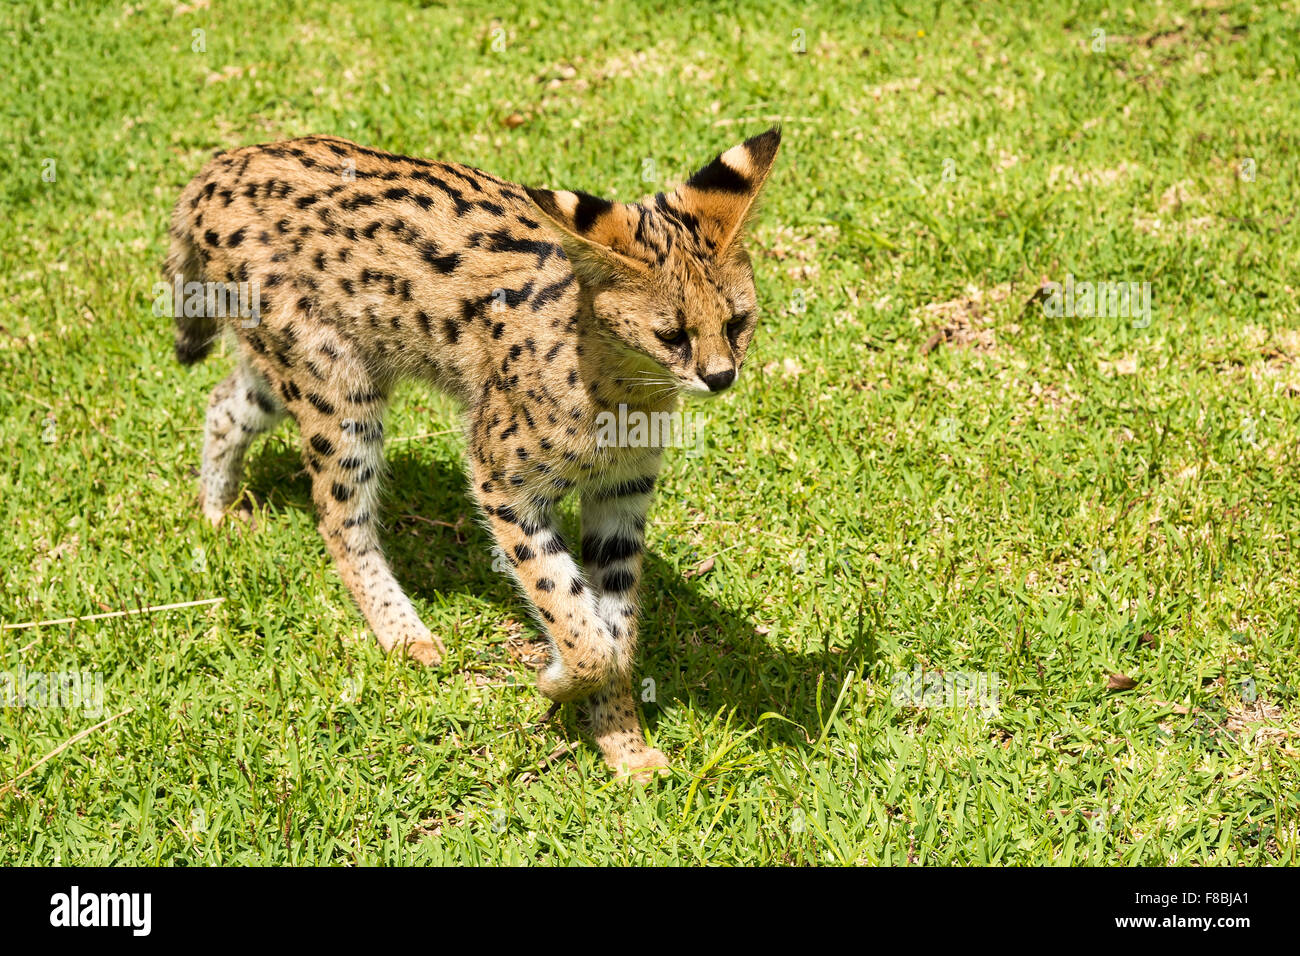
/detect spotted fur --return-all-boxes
[165,128,781,778]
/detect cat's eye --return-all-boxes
[655,327,688,347]
[726,312,752,339]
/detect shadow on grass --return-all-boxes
[243,441,845,745]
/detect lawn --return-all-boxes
[1,0,1298,865]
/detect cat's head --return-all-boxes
[525,127,781,395]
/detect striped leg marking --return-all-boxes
[580,472,668,779]
[473,464,630,703]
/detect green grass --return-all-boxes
[2,0,1299,865]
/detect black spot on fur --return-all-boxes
[582,534,641,566]
[594,476,656,500]
[306,393,336,415]
[601,569,635,593]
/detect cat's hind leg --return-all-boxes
[198,360,286,524]
[263,336,446,666]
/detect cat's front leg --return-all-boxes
[472,462,626,703]
[579,469,669,780]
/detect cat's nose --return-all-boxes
[701,368,735,392]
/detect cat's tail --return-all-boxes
[164,186,218,365]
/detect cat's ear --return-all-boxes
[672,126,781,254]
[524,187,650,283]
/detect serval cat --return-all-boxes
[164,128,781,779]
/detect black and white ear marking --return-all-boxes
[686,127,782,195]
[524,188,616,235]
[523,187,649,279]
[676,126,782,252]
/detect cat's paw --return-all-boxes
[403,635,446,666]
[198,489,256,528]
[536,660,602,703]
[198,487,227,526]
[613,747,671,784]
